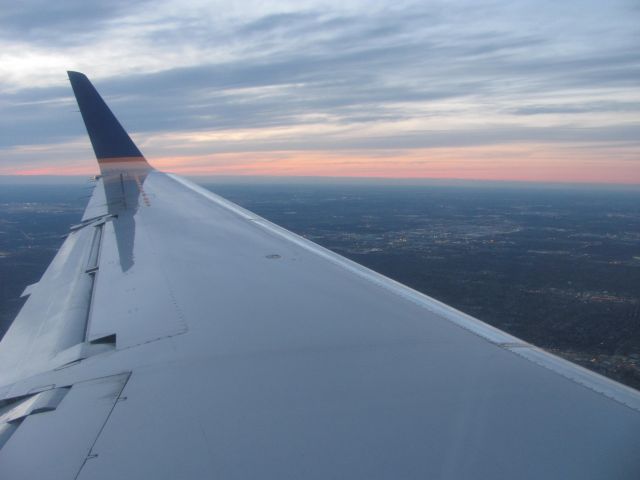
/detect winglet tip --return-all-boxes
[66,70,148,164]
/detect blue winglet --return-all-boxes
[68,71,146,162]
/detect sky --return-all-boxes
[1,0,639,183]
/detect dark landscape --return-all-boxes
[1,179,639,389]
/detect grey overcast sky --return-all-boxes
[1,0,639,183]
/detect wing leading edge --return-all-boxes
[0,73,638,479]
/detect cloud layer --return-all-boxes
[1,0,639,182]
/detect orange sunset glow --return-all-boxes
[6,145,639,185]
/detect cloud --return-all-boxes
[1,0,639,182]
[0,0,143,43]
[509,101,640,116]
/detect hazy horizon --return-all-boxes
[1,174,639,190]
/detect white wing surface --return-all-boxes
[0,72,639,479]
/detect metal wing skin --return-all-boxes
[0,72,638,479]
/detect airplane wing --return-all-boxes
[0,72,638,479]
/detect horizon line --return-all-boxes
[1,173,638,189]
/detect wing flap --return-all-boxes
[0,219,100,385]
[0,373,129,480]
[87,214,187,348]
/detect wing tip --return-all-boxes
[67,70,149,166]
[67,70,87,82]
